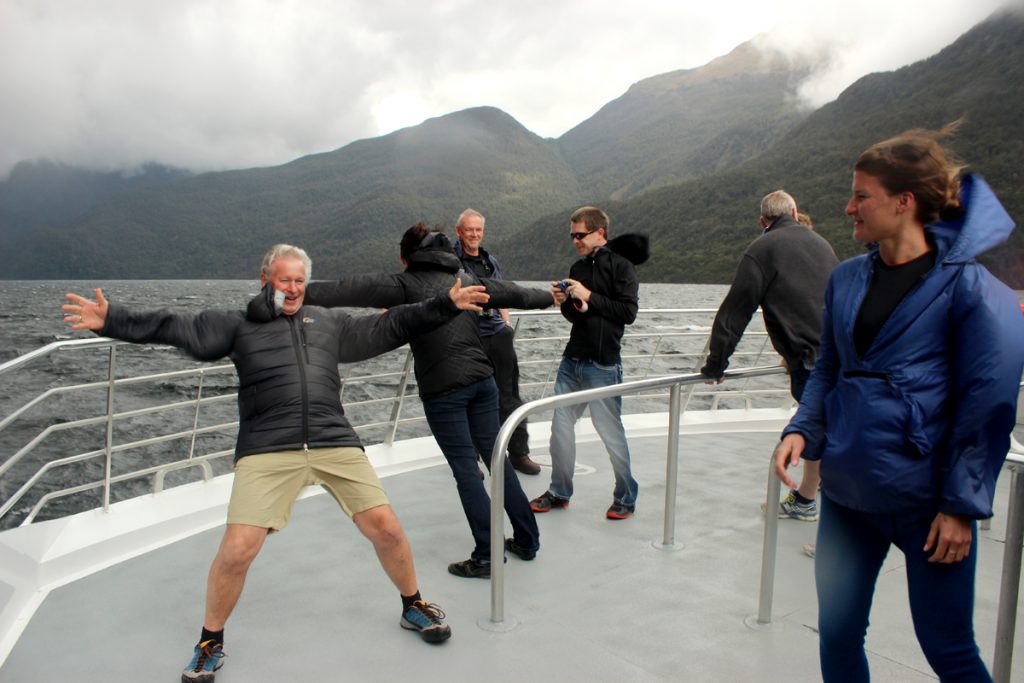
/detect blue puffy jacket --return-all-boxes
[783,174,1024,518]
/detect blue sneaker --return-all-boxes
[761,489,818,522]
[400,600,452,644]
[181,640,225,682]
[778,490,818,522]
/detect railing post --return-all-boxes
[385,350,415,446]
[102,346,117,512]
[188,370,206,460]
[755,453,782,625]
[993,464,1024,683]
[659,383,682,547]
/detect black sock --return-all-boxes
[401,591,422,610]
[200,627,224,647]
[792,491,814,505]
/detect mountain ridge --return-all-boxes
[1,9,1021,287]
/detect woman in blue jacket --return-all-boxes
[774,123,1024,682]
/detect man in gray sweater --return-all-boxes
[700,191,838,521]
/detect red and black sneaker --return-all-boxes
[606,502,635,520]
[530,491,569,513]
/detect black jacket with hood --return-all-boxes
[560,234,647,365]
[102,295,461,460]
[250,237,553,398]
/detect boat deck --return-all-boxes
[1,421,1020,682]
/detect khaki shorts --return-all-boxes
[227,447,389,531]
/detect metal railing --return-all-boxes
[0,308,785,528]
[485,365,787,624]
[485,372,1024,683]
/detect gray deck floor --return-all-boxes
[2,430,1021,682]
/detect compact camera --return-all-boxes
[556,280,570,292]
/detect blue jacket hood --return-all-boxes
[929,174,1015,262]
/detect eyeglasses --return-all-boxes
[570,231,593,241]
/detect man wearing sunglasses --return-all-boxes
[530,206,647,520]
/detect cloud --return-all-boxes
[0,0,1016,178]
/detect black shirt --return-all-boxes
[854,250,937,357]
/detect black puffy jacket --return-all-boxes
[101,296,460,459]
[290,246,553,398]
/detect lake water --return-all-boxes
[0,280,733,527]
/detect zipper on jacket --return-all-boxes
[288,315,310,449]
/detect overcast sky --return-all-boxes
[0,0,1016,179]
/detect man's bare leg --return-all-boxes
[796,459,820,501]
[203,523,269,630]
[352,504,417,595]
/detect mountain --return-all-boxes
[1,107,583,278]
[494,8,1024,289]
[558,41,814,201]
[1,10,1022,287]
[0,160,188,236]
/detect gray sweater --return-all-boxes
[701,215,839,378]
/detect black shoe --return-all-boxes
[510,453,541,475]
[530,491,569,513]
[606,502,635,520]
[448,558,491,578]
[505,538,537,561]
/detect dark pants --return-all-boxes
[421,377,540,563]
[816,493,990,682]
[789,362,810,402]
[480,325,530,457]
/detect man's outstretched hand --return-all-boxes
[449,278,489,312]
[62,289,108,331]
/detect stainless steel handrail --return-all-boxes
[993,403,1024,683]
[1,308,781,526]
[486,371,1024,683]
[485,364,787,624]
[758,385,1024,681]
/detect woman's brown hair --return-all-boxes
[854,120,966,224]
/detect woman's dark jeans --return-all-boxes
[422,377,539,563]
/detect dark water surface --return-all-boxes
[0,280,730,527]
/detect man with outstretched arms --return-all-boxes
[63,244,489,683]
[247,227,553,578]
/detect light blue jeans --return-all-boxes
[548,358,638,507]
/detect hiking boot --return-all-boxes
[400,600,452,644]
[510,453,541,475]
[606,502,635,520]
[505,538,537,561]
[448,558,492,578]
[530,491,569,513]
[181,640,225,683]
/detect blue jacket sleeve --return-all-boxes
[941,268,1024,518]
[781,276,840,460]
